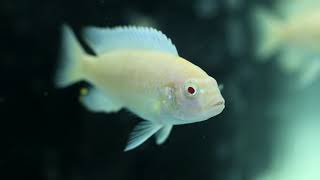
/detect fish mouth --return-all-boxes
[173,98,225,124]
[212,100,225,107]
[208,98,225,115]
[196,97,225,122]
[212,101,225,113]
[208,97,225,108]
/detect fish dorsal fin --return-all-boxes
[82,26,178,55]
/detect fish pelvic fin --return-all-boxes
[254,8,284,61]
[155,125,173,145]
[55,24,86,88]
[124,121,162,151]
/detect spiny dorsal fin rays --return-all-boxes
[82,26,178,56]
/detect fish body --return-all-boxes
[56,25,225,151]
[84,51,211,123]
[254,0,320,87]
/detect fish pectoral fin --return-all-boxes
[80,88,122,113]
[155,125,173,145]
[124,121,162,151]
[218,84,224,91]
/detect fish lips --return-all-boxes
[206,97,225,118]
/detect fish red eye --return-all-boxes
[187,86,196,94]
[184,80,199,97]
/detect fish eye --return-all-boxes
[187,86,195,94]
[184,80,198,97]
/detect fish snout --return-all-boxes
[213,98,225,107]
[209,96,225,114]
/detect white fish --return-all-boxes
[55,25,225,151]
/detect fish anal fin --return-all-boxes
[80,88,122,113]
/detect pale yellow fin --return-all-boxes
[80,88,122,113]
[155,125,172,145]
[125,121,162,151]
[82,26,178,56]
[254,8,284,60]
[55,25,85,88]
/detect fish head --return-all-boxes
[161,75,225,125]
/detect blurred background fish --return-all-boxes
[253,0,320,87]
[251,2,320,180]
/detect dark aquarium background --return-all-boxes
[1,0,320,180]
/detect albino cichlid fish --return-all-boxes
[55,25,225,151]
[254,0,320,87]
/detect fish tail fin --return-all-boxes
[254,8,283,60]
[55,25,85,88]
